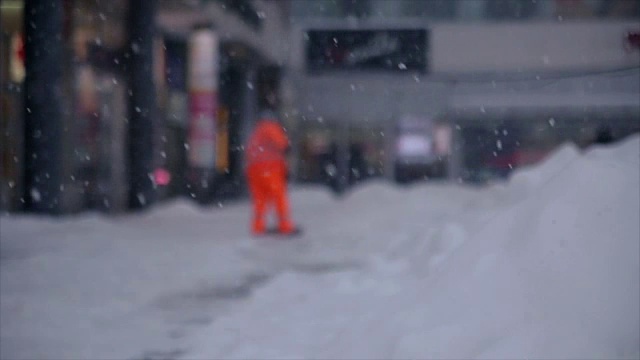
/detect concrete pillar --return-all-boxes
[22,0,64,213]
[186,27,219,203]
[127,0,157,209]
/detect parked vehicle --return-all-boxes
[392,115,447,183]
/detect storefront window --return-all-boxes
[70,0,130,210]
[1,0,24,210]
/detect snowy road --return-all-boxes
[1,136,639,359]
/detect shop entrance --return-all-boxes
[1,3,24,211]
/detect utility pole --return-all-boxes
[127,0,157,209]
[22,0,64,214]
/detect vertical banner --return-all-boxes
[187,29,218,169]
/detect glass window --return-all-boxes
[401,0,457,19]
[369,0,403,18]
[290,0,640,20]
[554,0,598,18]
[595,0,640,18]
[484,0,538,20]
[457,0,487,20]
[553,0,639,20]
[291,0,343,18]
[342,0,371,17]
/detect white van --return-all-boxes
[392,115,449,183]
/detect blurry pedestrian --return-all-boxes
[245,111,298,235]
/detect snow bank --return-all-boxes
[188,136,640,359]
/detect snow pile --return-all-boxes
[187,136,640,359]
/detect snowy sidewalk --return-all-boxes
[1,199,256,359]
[0,180,476,359]
[1,136,639,360]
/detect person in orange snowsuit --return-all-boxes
[245,113,296,235]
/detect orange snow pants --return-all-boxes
[246,161,293,234]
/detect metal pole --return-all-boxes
[449,123,464,182]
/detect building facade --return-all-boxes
[0,0,292,213]
[287,0,640,184]
[155,0,292,204]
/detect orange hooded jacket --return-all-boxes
[245,119,290,170]
[244,118,294,233]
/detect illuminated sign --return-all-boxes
[306,29,428,73]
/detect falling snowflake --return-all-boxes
[30,188,41,203]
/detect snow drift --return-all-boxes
[187,136,640,359]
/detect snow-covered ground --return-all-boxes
[1,135,639,360]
